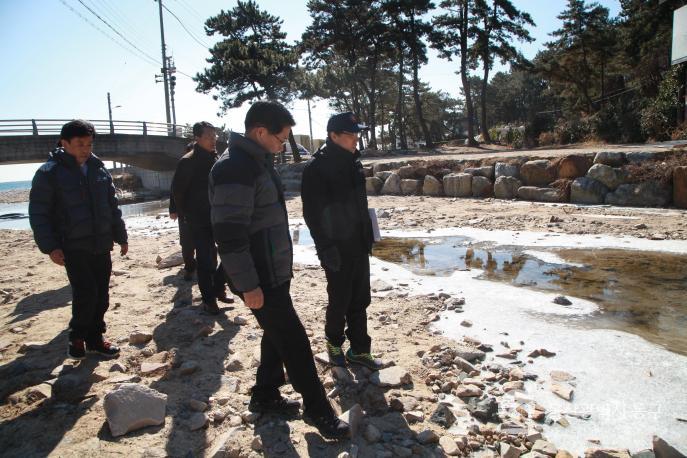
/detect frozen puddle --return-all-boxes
[291,221,687,454]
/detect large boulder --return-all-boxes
[520,160,556,187]
[373,162,398,174]
[625,151,657,164]
[375,171,393,182]
[401,179,423,195]
[652,435,685,458]
[605,181,671,207]
[571,177,609,205]
[423,175,443,196]
[517,186,564,203]
[494,176,522,200]
[594,151,626,167]
[366,177,383,195]
[472,176,493,197]
[362,166,374,178]
[495,162,519,179]
[558,155,593,179]
[443,173,472,197]
[398,165,417,179]
[381,172,402,195]
[674,166,687,209]
[464,166,494,180]
[104,383,167,437]
[587,164,628,190]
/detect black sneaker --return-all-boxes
[68,339,86,360]
[202,301,220,315]
[216,289,235,304]
[345,349,382,371]
[303,410,350,440]
[249,396,301,414]
[86,339,120,357]
[326,341,346,367]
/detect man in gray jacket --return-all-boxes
[209,101,349,439]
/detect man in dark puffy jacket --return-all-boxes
[29,120,128,360]
[171,122,223,314]
[301,112,381,371]
[210,101,349,440]
[169,143,196,281]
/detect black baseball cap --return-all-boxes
[326,112,369,133]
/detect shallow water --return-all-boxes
[371,236,687,356]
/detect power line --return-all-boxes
[58,0,160,68]
[162,3,210,50]
[169,0,206,25]
[74,0,162,65]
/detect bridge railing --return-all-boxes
[0,119,185,137]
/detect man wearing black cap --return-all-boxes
[301,112,382,370]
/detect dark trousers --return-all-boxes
[324,252,372,354]
[178,218,196,273]
[189,222,217,304]
[250,282,330,415]
[64,250,112,343]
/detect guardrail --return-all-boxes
[0,119,185,137]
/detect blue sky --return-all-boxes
[0,0,620,182]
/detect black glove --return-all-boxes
[319,246,341,272]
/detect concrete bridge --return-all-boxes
[0,119,190,171]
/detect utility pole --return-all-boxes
[167,56,177,133]
[156,0,172,129]
[107,92,114,134]
[307,98,314,152]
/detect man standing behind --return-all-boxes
[210,101,349,439]
[171,122,221,314]
[169,143,196,281]
[301,112,381,370]
[29,120,128,360]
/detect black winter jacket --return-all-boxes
[171,143,217,226]
[210,133,293,293]
[301,139,373,257]
[29,148,127,254]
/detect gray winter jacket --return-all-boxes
[209,133,293,293]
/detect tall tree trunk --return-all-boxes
[480,56,492,143]
[380,99,386,151]
[410,12,433,149]
[396,47,408,150]
[287,130,302,163]
[366,53,379,150]
[460,1,478,147]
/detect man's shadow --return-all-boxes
[0,346,99,457]
[10,285,71,324]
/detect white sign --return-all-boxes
[672,5,687,65]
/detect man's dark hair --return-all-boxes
[193,121,215,138]
[60,120,96,141]
[244,101,295,134]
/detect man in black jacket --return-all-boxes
[169,143,195,281]
[171,122,222,314]
[210,101,349,440]
[301,112,381,370]
[29,120,128,360]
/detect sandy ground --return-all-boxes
[0,194,685,457]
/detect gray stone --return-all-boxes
[584,449,632,458]
[423,175,443,196]
[401,179,423,195]
[520,160,555,187]
[594,151,626,167]
[338,403,363,437]
[219,376,241,393]
[440,435,461,456]
[502,443,523,458]
[532,440,558,457]
[376,171,393,182]
[553,295,572,306]
[472,176,493,197]
[495,162,520,179]
[517,186,564,203]
[454,347,486,362]
[129,331,153,345]
[140,362,168,376]
[632,450,656,458]
[416,429,439,445]
[370,366,411,387]
[364,423,382,443]
[188,412,209,431]
[652,436,685,458]
[571,177,609,205]
[466,396,498,422]
[179,361,199,376]
[605,181,672,207]
[587,163,628,190]
[430,404,456,428]
[381,172,402,195]
[398,165,417,178]
[465,166,495,180]
[187,399,208,412]
[104,383,167,437]
[225,357,243,372]
[626,151,657,164]
[251,436,263,452]
[443,173,472,197]
[494,176,522,199]
[208,426,247,458]
[551,383,574,401]
[366,177,384,195]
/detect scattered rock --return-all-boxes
[455,384,482,397]
[179,361,199,375]
[370,366,411,387]
[251,436,263,452]
[584,449,632,458]
[502,442,523,458]
[338,403,363,437]
[208,427,247,458]
[652,436,685,458]
[430,404,457,428]
[416,429,439,445]
[363,423,381,443]
[188,412,209,431]
[104,383,167,437]
[553,295,572,306]
[460,320,473,328]
[532,440,558,457]
[550,370,575,382]
[225,357,244,372]
[440,435,461,456]
[187,399,208,412]
[129,331,153,345]
[551,383,574,401]
[233,316,249,325]
[140,362,168,376]
[371,279,393,292]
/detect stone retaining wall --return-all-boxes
[277,151,687,209]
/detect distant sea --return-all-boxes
[0,181,31,192]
